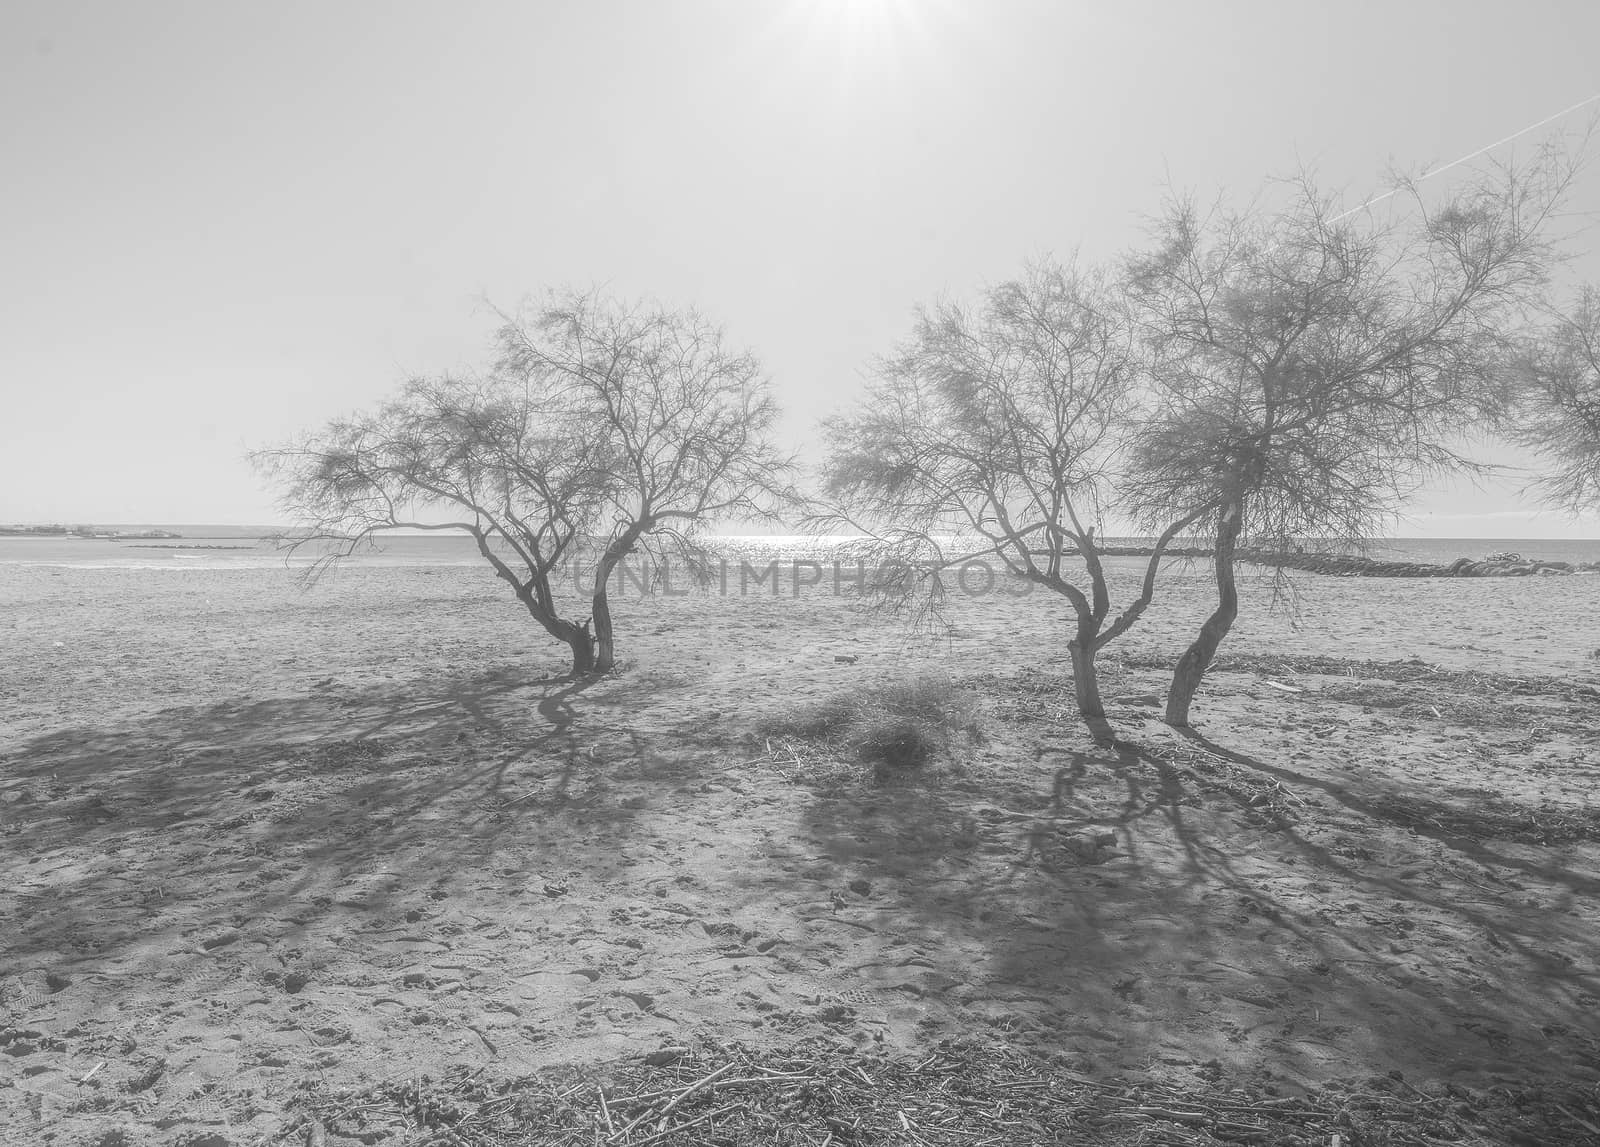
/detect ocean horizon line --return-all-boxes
[3,521,1595,544]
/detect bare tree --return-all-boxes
[1126,147,1582,727]
[256,291,797,676]
[819,258,1213,729]
[1509,285,1600,512]
[493,292,800,670]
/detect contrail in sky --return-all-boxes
[1329,90,1600,223]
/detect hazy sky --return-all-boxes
[4,0,1598,536]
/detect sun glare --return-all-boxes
[806,0,919,45]
[786,0,943,91]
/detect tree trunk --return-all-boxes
[1068,640,1105,721]
[1165,502,1243,727]
[591,586,616,673]
[509,584,597,678]
[564,622,597,676]
[589,525,646,676]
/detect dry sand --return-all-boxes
[2,552,1599,1144]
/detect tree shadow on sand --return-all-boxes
[7,663,1600,1138]
[770,712,1600,1092]
[0,666,704,1065]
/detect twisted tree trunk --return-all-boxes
[559,619,598,676]
[588,521,649,675]
[591,590,616,674]
[1068,639,1105,721]
[1165,501,1242,727]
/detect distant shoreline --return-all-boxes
[2,531,1596,574]
[125,543,259,551]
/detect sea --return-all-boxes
[1,530,1597,571]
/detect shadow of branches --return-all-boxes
[0,666,676,988]
[764,670,1600,1090]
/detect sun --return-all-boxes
[783,0,943,94]
[804,0,922,48]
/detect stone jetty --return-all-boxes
[1079,544,1597,577]
[1236,549,1598,578]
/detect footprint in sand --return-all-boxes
[814,1003,857,1024]
[262,968,310,994]
[612,990,658,1013]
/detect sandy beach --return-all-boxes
[3,551,1599,1144]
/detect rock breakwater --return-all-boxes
[1237,550,1599,578]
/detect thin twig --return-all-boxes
[627,1101,745,1147]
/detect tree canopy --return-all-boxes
[819,257,1212,727]
[1124,150,1581,725]
[1510,285,1600,513]
[257,290,797,675]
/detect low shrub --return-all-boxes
[853,719,939,770]
[750,673,977,786]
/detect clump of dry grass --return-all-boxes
[276,1037,1600,1146]
[749,674,979,788]
[854,721,938,770]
